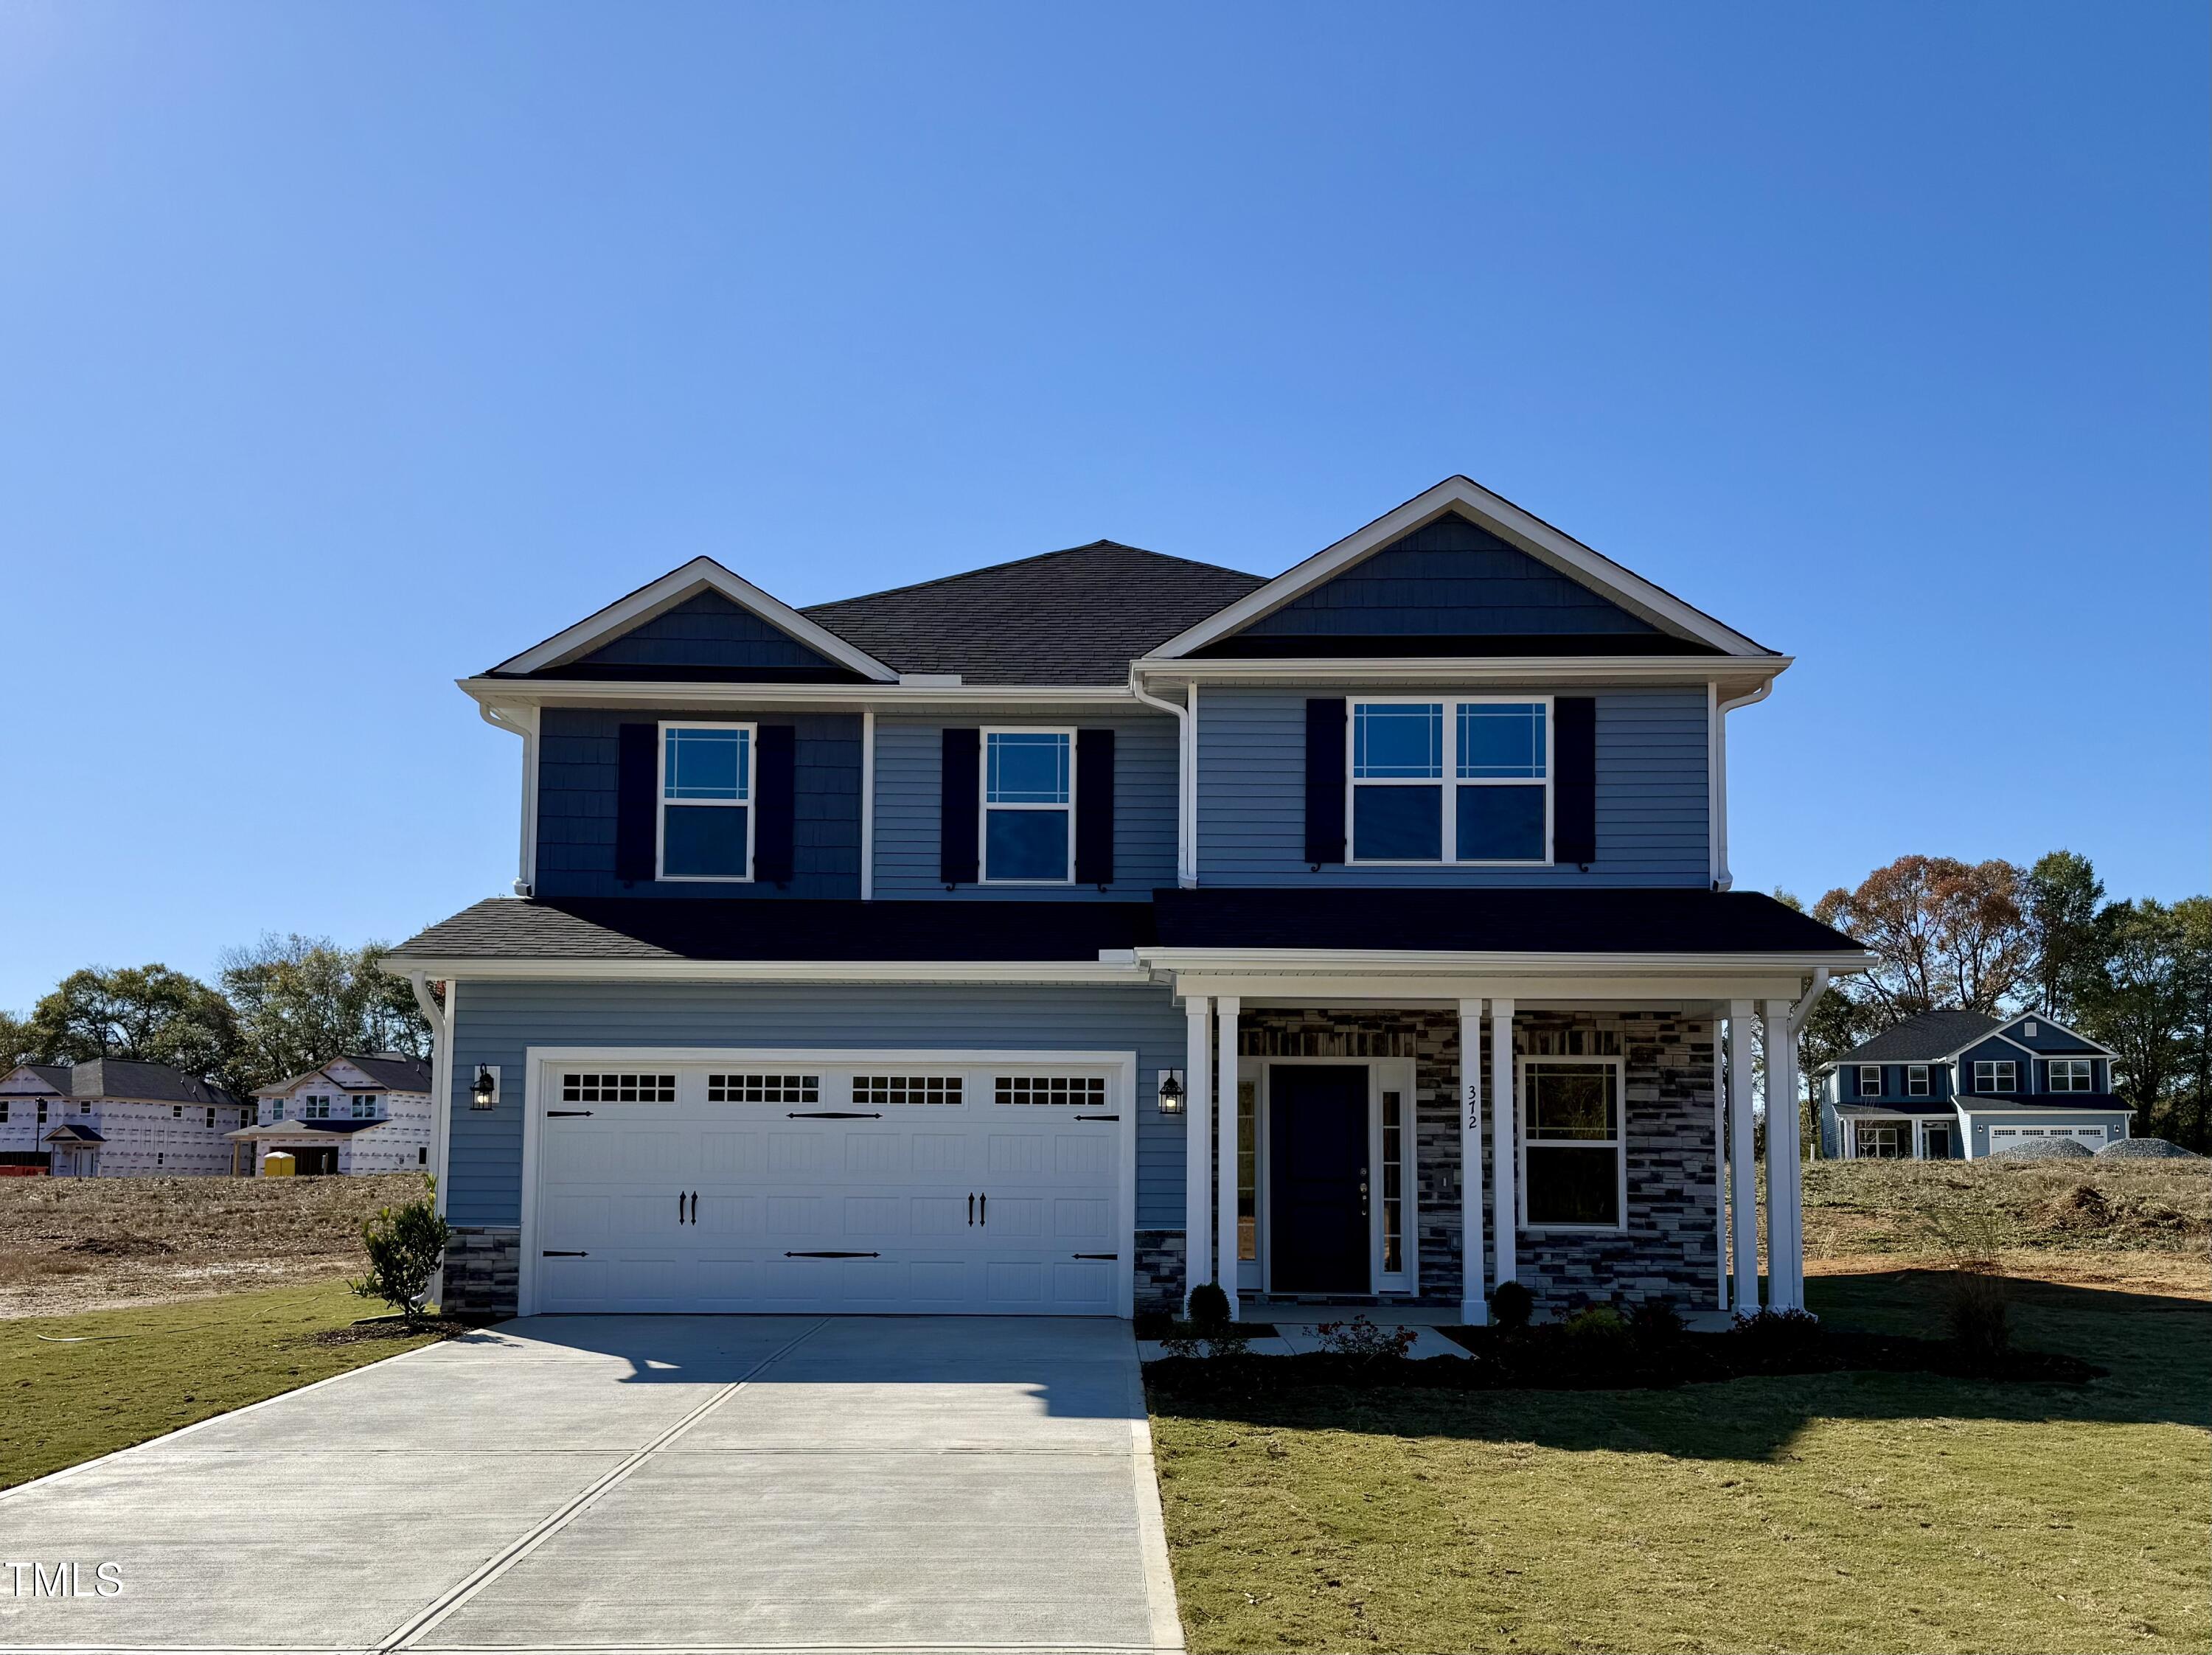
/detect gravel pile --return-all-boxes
[2096,1136,2203,1160]
[1991,1137,2094,1161]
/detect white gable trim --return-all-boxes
[1989,1014,2118,1059]
[490,557,899,683]
[1144,476,1772,661]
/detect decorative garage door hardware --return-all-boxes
[542,1250,588,1257]
[1074,1113,1119,1122]
[1073,1252,1119,1260]
[546,1109,593,1118]
[785,1110,882,1119]
[785,1251,880,1259]
[675,1191,699,1224]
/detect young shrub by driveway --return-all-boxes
[0,1279,443,1491]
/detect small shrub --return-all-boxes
[1559,1305,1632,1351]
[1158,1315,1253,1359]
[1186,1281,1231,1332]
[1489,1279,1534,1330]
[1628,1297,1685,1346]
[1730,1306,1823,1359]
[1315,1315,1418,1361]
[351,1177,451,1327]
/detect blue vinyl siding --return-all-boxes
[1957,1035,2035,1094]
[566,589,843,675]
[872,707,1179,899]
[444,978,1188,1227]
[535,708,861,899]
[1233,512,1659,640]
[1197,685,1709,885]
[1997,1017,2107,1056]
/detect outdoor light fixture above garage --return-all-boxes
[470,1065,500,1110]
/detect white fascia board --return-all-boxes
[459,677,1137,711]
[1952,1102,2135,1115]
[1136,947,1874,977]
[1135,655,1790,691]
[1145,476,1776,661]
[377,956,1153,986]
[490,557,899,683]
[1937,1028,2042,1065]
[1169,972,1826,1004]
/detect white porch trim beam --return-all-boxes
[1183,997,1212,1311]
[1727,1000,1757,1314]
[1215,996,1242,1320]
[1490,996,1517,1289]
[1159,973,1829,1006]
[1458,996,1486,1324]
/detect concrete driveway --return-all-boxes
[0,1316,1181,1654]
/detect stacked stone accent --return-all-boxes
[440,1224,521,1319]
[1237,1008,1719,1315]
[1133,1228,1185,1316]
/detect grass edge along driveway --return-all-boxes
[1149,1270,2210,1655]
[1,1279,441,1492]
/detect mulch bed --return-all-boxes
[310,1317,477,1347]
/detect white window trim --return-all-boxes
[1859,1064,1882,1097]
[2047,1058,2094,1093]
[1906,1065,1930,1097]
[1972,1059,2018,1095]
[655,720,757,885]
[1517,1054,1628,1234]
[1346,694,1554,866]
[978,726,1077,886]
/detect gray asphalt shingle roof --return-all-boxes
[1834,1010,2000,1065]
[799,542,1265,686]
[35,1059,246,1109]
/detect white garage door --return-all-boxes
[528,1053,1129,1316]
[1989,1124,2108,1151]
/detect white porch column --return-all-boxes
[1489,997,1516,1287]
[1458,997,1486,1323]
[1764,997,1803,1311]
[1215,995,1242,1320]
[1728,1000,1757,1314]
[1182,996,1211,1309]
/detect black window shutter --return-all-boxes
[940,728,980,885]
[1075,728,1116,886]
[615,723,658,883]
[1304,698,1346,865]
[1553,697,1597,866]
[754,725,796,884]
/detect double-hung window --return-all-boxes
[2048,1058,2093,1093]
[353,1093,381,1120]
[658,722,753,881]
[1520,1059,1624,1230]
[1859,1065,1882,1097]
[1972,1059,2017,1095]
[981,729,1074,883]
[1349,698,1549,863]
[1907,1065,1930,1097]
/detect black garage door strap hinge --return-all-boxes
[784,1250,880,1258]
[786,1111,883,1119]
[1072,1252,1119,1261]
[546,1110,594,1118]
[541,1250,588,1257]
[1074,1114,1119,1122]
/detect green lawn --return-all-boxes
[0,1279,442,1491]
[1149,1272,2209,1654]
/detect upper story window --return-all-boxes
[1858,1065,1881,1097]
[2048,1059,2093,1093]
[1907,1065,1930,1097]
[1972,1059,2017,1095]
[659,723,754,881]
[353,1093,381,1119]
[1349,699,1548,864]
[982,729,1074,884]
[268,1099,284,1121]
[303,1094,334,1120]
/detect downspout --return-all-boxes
[406,970,453,1306]
[1130,669,1196,887]
[1711,680,1771,891]
[479,702,540,897]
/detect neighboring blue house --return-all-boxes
[1817,1008,2130,1160]
[387,477,1869,1323]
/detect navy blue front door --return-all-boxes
[1267,1065,1370,1293]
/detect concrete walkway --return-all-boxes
[0,1316,1182,1655]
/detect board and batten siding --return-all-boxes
[872,707,1180,899]
[534,707,863,899]
[1195,685,1711,885]
[445,979,1189,1230]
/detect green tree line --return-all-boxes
[1798,851,2212,1150]
[0,935,433,1097]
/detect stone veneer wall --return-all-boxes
[1133,1229,1185,1317]
[440,1224,521,1319]
[1237,1009,1720,1314]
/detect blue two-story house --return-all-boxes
[387,477,1869,1324]
[1817,1008,2130,1160]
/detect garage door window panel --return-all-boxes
[708,1073,818,1104]
[562,1073,678,1104]
[853,1076,964,1107]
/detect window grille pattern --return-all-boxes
[709,1073,820,1104]
[853,1075,962,1107]
[995,1076,1107,1107]
[562,1072,677,1104]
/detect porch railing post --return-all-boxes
[1215,996,1242,1320]
[1489,996,1516,1289]
[1728,1000,1756,1314]
[1458,996,1486,1324]
[1183,995,1211,1313]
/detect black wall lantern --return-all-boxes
[470,1065,500,1110]
[1156,1070,1186,1114]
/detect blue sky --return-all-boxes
[1,4,2204,1012]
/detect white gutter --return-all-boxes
[1711,679,1773,891]
[1787,966,1832,1040]
[1134,655,1792,688]
[478,702,539,896]
[1135,947,1875,976]
[459,677,1139,712]
[1129,669,1196,887]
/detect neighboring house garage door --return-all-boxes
[528,1051,1131,1317]
[1989,1125,2108,1151]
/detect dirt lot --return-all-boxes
[1801,1155,2211,1300]
[0,1174,427,1317]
